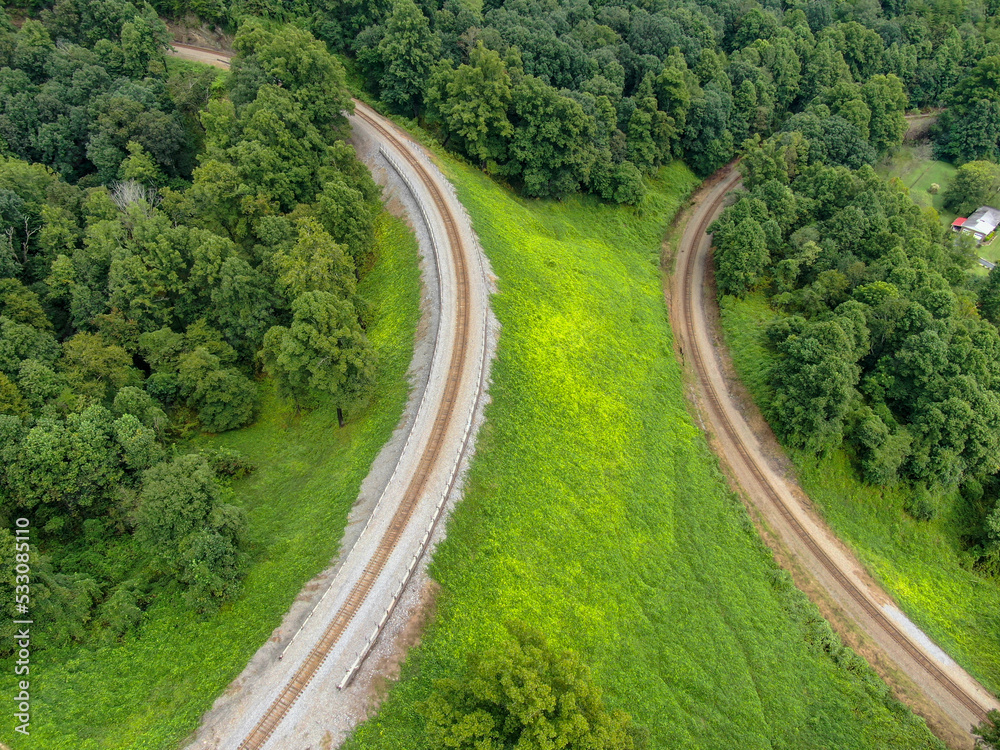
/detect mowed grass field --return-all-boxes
[0,212,421,750]
[720,292,1000,697]
[344,155,943,750]
[875,144,1000,268]
[876,144,959,226]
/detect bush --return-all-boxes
[904,488,936,521]
[135,454,249,611]
[612,161,647,205]
[422,623,647,750]
[204,447,257,479]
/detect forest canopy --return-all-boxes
[0,7,383,650]
[3,0,1000,729]
[126,0,1000,202]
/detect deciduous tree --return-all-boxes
[373,0,440,116]
[259,290,375,416]
[766,316,861,452]
[135,453,247,610]
[272,217,356,301]
[423,624,646,750]
[427,43,513,165]
[942,161,1000,218]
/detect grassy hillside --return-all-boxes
[720,291,1000,696]
[0,212,421,750]
[344,157,943,750]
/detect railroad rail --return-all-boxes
[165,40,490,748]
[235,105,477,750]
[675,168,994,733]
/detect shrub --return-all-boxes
[904,488,936,521]
[422,624,647,750]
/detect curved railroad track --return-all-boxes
[673,167,999,743]
[170,39,996,746]
[168,43,492,749]
[235,103,478,750]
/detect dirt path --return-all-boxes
[905,111,942,141]
[168,42,232,69]
[669,167,1000,749]
[168,44,498,750]
[167,40,995,748]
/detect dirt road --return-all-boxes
[168,42,232,68]
[904,111,942,141]
[670,167,1000,749]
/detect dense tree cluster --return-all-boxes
[942,159,1000,216]
[0,14,381,646]
[0,4,193,183]
[935,55,1000,163]
[975,711,1000,750]
[9,0,1000,686]
[423,624,647,750]
[712,148,1000,572]
[147,0,998,201]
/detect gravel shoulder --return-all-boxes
[170,44,498,750]
[669,169,1000,750]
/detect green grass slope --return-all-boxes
[0,212,421,750]
[344,158,943,750]
[720,292,1000,697]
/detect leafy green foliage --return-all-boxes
[260,290,375,411]
[711,208,770,296]
[504,75,597,199]
[0,210,421,749]
[187,24,377,253]
[230,19,352,134]
[0,15,385,704]
[182,355,258,434]
[423,625,646,750]
[5,405,127,532]
[312,0,977,201]
[201,446,257,479]
[166,0,995,203]
[974,710,1000,750]
[723,289,1000,706]
[718,144,1000,706]
[942,160,1000,217]
[373,0,441,116]
[766,316,861,452]
[344,151,941,750]
[0,7,185,184]
[937,56,1000,163]
[273,217,357,301]
[715,159,999,493]
[982,266,1000,326]
[426,43,513,166]
[135,453,248,611]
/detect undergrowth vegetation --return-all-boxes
[720,290,1000,696]
[344,154,943,750]
[0,211,420,750]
